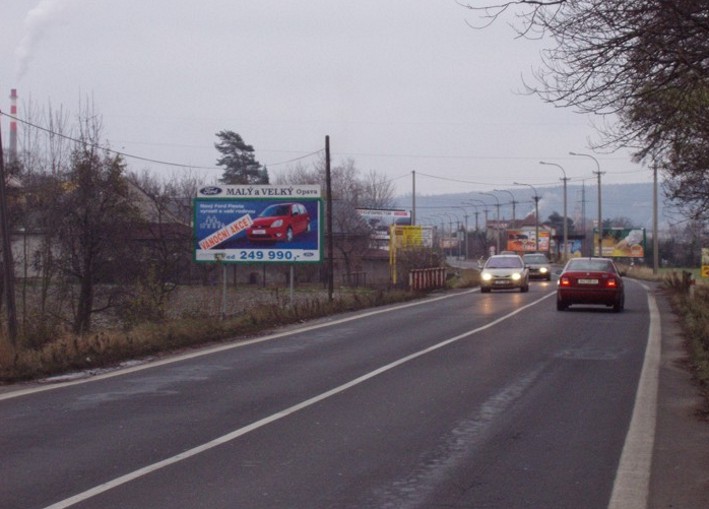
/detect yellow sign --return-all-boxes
[703,248,709,278]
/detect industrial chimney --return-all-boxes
[9,88,18,163]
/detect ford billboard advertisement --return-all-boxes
[194,185,323,263]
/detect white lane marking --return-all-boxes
[43,292,555,509]
[607,290,660,509]
[1,289,478,401]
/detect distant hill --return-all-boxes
[395,182,674,231]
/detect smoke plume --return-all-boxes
[15,0,81,82]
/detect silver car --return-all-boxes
[480,254,530,293]
[522,252,552,281]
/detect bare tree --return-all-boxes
[275,157,383,276]
[47,115,141,333]
[463,0,709,218]
[360,169,396,209]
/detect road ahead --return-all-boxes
[1,279,656,508]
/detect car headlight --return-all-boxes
[481,272,492,281]
[271,219,283,228]
[511,272,521,281]
[539,267,548,274]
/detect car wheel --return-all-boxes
[286,227,294,242]
[480,287,491,293]
[557,298,567,311]
[613,295,625,313]
[520,281,529,293]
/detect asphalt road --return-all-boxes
[0,278,669,508]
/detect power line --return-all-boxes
[0,111,322,171]
[263,149,324,167]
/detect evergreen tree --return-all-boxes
[215,130,269,185]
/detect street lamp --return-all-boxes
[513,182,541,252]
[539,161,569,261]
[463,199,488,232]
[570,151,604,256]
[494,189,517,224]
[442,212,461,260]
[480,192,501,254]
[454,206,470,259]
[460,202,479,231]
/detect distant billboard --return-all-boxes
[506,228,551,252]
[593,228,645,258]
[391,225,433,249]
[193,185,323,263]
[356,208,411,250]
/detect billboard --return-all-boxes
[506,228,551,252]
[593,228,645,258]
[391,225,433,249]
[356,208,411,250]
[193,185,323,263]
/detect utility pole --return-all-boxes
[581,182,588,256]
[412,170,416,225]
[595,169,604,256]
[325,136,334,301]
[0,121,18,344]
[653,163,659,275]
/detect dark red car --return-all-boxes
[556,257,625,312]
[247,203,311,242]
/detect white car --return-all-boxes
[480,254,530,293]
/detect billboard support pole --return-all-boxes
[214,253,227,320]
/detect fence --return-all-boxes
[409,267,447,291]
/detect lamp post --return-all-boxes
[454,206,470,259]
[494,189,517,224]
[480,192,501,254]
[463,200,486,231]
[443,212,462,259]
[570,152,604,257]
[514,182,541,252]
[539,161,569,261]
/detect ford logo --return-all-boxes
[303,252,314,257]
[200,186,223,196]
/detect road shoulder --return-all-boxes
[649,287,709,508]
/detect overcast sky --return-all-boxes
[0,0,654,198]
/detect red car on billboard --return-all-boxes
[247,202,311,242]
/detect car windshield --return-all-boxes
[259,204,291,217]
[566,259,614,272]
[523,254,548,264]
[486,257,522,269]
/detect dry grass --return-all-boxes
[664,277,709,392]
[0,285,420,383]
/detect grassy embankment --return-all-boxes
[0,271,479,384]
[625,265,709,410]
